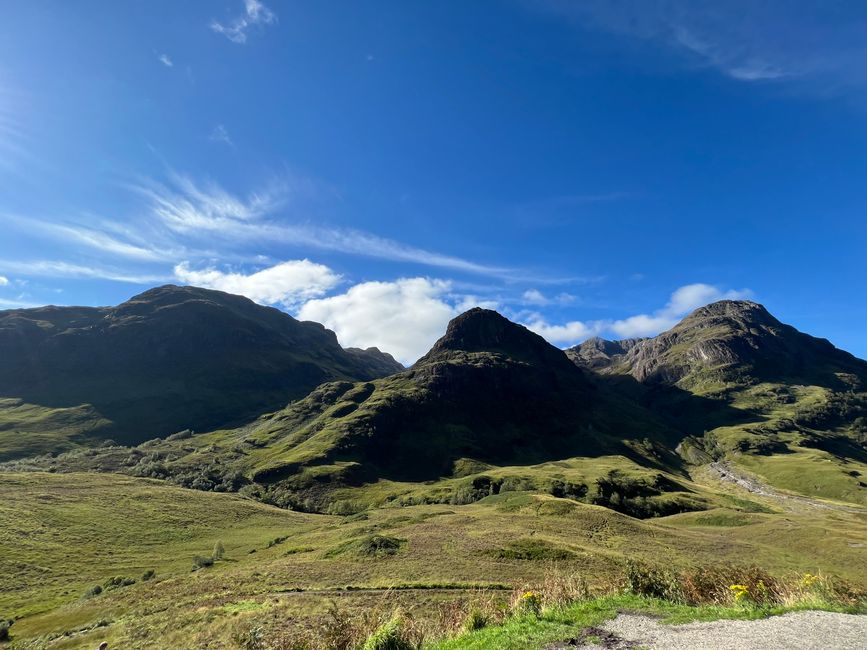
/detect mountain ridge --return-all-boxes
[567,299,867,388]
[0,284,403,460]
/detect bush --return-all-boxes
[232,624,266,650]
[624,560,683,602]
[103,576,136,591]
[363,535,403,557]
[512,591,542,617]
[491,538,573,561]
[462,609,488,632]
[0,619,12,642]
[192,555,215,570]
[213,541,225,561]
[361,614,415,650]
[84,584,103,598]
[141,569,156,581]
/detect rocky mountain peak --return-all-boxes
[675,300,778,331]
[569,300,867,387]
[417,308,574,370]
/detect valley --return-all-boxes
[1,287,866,648]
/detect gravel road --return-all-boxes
[548,611,867,649]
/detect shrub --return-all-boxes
[462,609,488,632]
[513,591,542,617]
[84,584,103,598]
[141,569,156,581]
[103,576,136,591]
[357,535,403,557]
[0,619,12,642]
[541,569,590,607]
[623,560,683,602]
[232,624,266,650]
[267,535,290,548]
[192,555,215,570]
[361,614,415,650]
[213,541,225,561]
[317,601,356,650]
[491,538,573,561]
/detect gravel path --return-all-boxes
[549,611,867,649]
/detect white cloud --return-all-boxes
[0,276,7,286]
[298,278,461,364]
[610,283,753,337]
[522,289,548,305]
[134,172,515,278]
[209,124,233,147]
[211,0,277,44]
[524,317,603,345]
[0,296,40,309]
[174,259,340,309]
[608,314,677,339]
[521,289,576,306]
[518,283,753,346]
[158,54,173,68]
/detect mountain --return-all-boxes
[568,300,867,505]
[567,300,867,389]
[0,285,402,460]
[566,336,645,370]
[10,307,697,515]
[6,298,866,513]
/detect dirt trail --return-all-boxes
[706,460,866,514]
[549,611,867,649]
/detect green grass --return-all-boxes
[0,398,112,461]
[3,470,867,648]
[431,594,866,650]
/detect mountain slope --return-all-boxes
[567,300,867,505]
[567,300,867,390]
[0,285,402,459]
[10,308,700,515]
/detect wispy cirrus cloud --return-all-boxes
[0,296,41,309]
[0,86,31,172]
[209,124,233,147]
[131,171,517,278]
[536,0,867,91]
[3,214,173,262]
[211,0,277,44]
[0,259,170,284]
[2,167,522,285]
[158,53,173,68]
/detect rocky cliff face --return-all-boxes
[565,336,645,370]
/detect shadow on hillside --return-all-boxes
[317,372,766,486]
[598,374,760,437]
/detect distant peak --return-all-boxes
[679,300,777,328]
[432,308,527,351]
[417,308,574,370]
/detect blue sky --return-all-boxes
[1,1,866,363]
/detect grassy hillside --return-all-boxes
[2,309,699,516]
[567,301,867,507]
[0,285,402,461]
[2,471,865,648]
